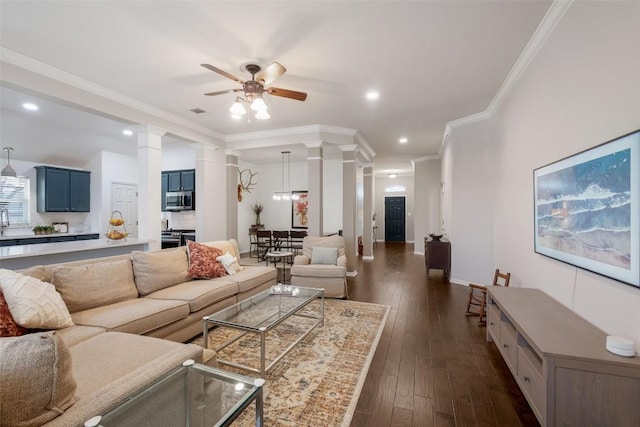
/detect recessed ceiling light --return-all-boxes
[388,173,397,178]
[365,91,379,100]
[22,102,39,111]
[122,129,133,136]
[399,137,408,144]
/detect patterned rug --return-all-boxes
[191,299,389,426]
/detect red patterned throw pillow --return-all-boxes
[0,290,27,337]
[186,240,227,279]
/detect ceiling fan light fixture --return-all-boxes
[255,110,270,120]
[250,97,268,112]
[229,99,247,115]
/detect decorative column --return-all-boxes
[362,164,374,260]
[339,145,358,276]
[224,150,241,242]
[136,125,165,251]
[194,144,225,242]
[305,141,325,237]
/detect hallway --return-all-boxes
[348,242,538,427]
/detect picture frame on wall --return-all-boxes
[533,129,640,288]
[291,191,309,229]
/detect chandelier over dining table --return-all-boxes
[273,151,299,201]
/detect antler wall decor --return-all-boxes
[237,168,258,202]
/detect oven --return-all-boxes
[161,229,195,249]
[161,231,181,249]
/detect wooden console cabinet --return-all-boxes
[487,287,640,426]
[424,237,450,280]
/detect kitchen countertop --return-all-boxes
[0,237,151,260]
[0,231,100,241]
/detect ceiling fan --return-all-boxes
[201,62,307,119]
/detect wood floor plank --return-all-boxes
[347,242,538,427]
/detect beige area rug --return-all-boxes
[192,299,390,426]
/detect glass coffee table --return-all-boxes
[203,286,324,376]
[85,359,264,427]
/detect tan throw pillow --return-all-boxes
[131,248,191,295]
[0,290,27,337]
[0,331,77,426]
[0,269,74,329]
[187,240,227,279]
[51,259,139,313]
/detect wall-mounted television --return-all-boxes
[533,129,640,288]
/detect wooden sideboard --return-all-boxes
[424,237,451,280]
[487,287,640,426]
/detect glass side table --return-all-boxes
[84,360,264,427]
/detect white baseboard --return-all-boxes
[362,256,374,261]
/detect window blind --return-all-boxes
[0,176,30,226]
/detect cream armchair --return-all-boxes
[290,235,348,298]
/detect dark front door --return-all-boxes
[385,197,405,242]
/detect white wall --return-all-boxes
[413,158,441,254]
[449,1,640,350]
[323,158,343,235]
[444,120,497,285]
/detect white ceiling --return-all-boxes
[0,1,552,174]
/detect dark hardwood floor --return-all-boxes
[348,242,539,427]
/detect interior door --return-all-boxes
[111,182,138,237]
[384,196,405,242]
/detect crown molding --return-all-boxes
[0,48,225,142]
[438,0,574,152]
[224,149,242,157]
[412,155,439,164]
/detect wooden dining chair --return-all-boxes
[465,268,511,324]
[256,230,272,260]
[289,230,307,255]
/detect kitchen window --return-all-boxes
[0,176,30,227]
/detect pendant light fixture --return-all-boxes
[272,151,299,201]
[1,147,17,177]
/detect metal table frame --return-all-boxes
[202,287,324,376]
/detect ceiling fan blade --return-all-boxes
[201,64,244,83]
[267,87,308,101]
[256,62,287,85]
[203,88,242,96]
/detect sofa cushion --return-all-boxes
[19,264,47,281]
[0,290,26,337]
[302,235,346,259]
[145,279,238,313]
[71,298,190,335]
[0,269,74,329]
[311,246,339,265]
[186,240,227,279]
[0,331,76,427]
[55,325,106,348]
[225,265,277,293]
[132,248,191,295]
[51,259,139,313]
[291,264,347,278]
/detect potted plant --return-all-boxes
[251,203,264,227]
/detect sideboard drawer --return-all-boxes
[500,321,518,371]
[518,347,545,417]
[487,304,500,341]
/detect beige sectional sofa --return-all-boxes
[0,239,277,427]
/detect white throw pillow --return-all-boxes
[216,252,238,276]
[0,269,74,329]
[311,247,338,265]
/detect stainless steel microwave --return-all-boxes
[166,191,194,211]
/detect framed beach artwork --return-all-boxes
[533,129,640,288]
[291,191,309,229]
